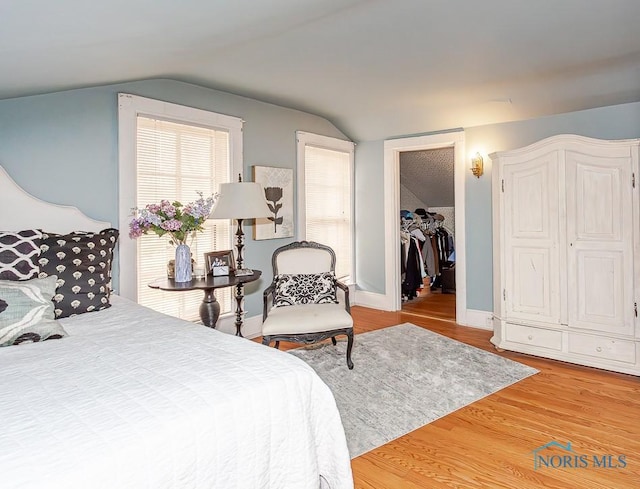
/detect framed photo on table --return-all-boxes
[204,250,236,276]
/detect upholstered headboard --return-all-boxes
[0,166,111,233]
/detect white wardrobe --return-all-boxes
[491,134,640,376]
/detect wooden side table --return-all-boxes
[149,270,261,336]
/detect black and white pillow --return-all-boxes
[273,272,338,308]
[0,229,42,281]
[38,228,119,318]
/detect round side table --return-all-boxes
[149,270,261,335]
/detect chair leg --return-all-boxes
[331,336,337,345]
[262,337,280,350]
[346,329,354,370]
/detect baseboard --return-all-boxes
[354,290,394,311]
[215,313,263,339]
[464,309,493,330]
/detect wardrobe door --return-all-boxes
[503,151,561,325]
[565,148,635,336]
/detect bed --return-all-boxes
[0,166,353,489]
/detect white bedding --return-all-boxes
[0,296,353,489]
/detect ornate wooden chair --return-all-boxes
[262,241,354,369]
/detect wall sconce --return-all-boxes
[471,152,484,178]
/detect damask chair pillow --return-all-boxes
[38,228,119,318]
[0,229,42,280]
[0,275,67,347]
[273,272,339,308]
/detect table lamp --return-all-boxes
[208,175,271,336]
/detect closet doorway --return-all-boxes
[382,130,466,324]
[400,147,456,322]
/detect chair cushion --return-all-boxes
[273,272,338,307]
[262,303,353,335]
[275,247,333,274]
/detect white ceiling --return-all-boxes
[1,0,639,141]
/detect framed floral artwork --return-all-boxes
[252,165,294,240]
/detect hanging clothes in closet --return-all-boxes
[400,211,426,300]
[414,208,456,293]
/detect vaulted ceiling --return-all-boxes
[1,0,639,141]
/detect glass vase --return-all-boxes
[174,243,192,282]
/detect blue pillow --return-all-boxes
[0,275,67,347]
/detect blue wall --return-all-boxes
[0,79,348,317]
[354,140,385,293]
[355,101,640,312]
[3,78,639,316]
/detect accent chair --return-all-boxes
[261,241,354,369]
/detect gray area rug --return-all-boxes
[288,323,538,458]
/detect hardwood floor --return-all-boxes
[258,296,639,487]
[347,305,640,488]
[401,287,456,323]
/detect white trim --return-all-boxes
[295,134,307,239]
[296,131,356,282]
[354,289,394,311]
[464,309,494,330]
[383,131,468,324]
[117,93,243,301]
[215,313,263,338]
[633,142,640,340]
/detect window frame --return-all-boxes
[296,131,355,284]
[117,93,243,301]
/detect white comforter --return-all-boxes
[0,297,353,489]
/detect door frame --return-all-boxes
[383,131,467,324]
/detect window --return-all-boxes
[296,132,355,282]
[118,94,242,321]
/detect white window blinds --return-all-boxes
[298,134,354,282]
[136,116,232,320]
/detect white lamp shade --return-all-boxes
[208,182,272,220]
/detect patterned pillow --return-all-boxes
[273,272,338,308]
[0,275,67,347]
[38,228,119,318]
[0,229,42,280]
